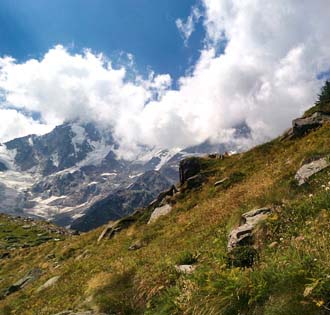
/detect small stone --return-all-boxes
[175,264,196,274]
[268,241,278,248]
[128,240,143,251]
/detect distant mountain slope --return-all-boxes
[1,106,330,314]
[0,121,241,230]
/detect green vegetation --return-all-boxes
[317,80,330,105]
[0,215,66,251]
[304,80,330,116]
[2,103,330,314]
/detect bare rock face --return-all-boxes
[291,112,330,138]
[1,268,42,298]
[295,157,330,185]
[148,185,178,209]
[228,207,272,252]
[148,204,172,224]
[97,221,124,243]
[179,157,202,185]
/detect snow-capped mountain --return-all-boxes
[0,121,243,231]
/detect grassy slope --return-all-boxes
[1,123,330,314]
[0,215,67,251]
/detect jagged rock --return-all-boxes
[2,268,42,298]
[148,204,172,224]
[241,208,272,225]
[97,221,122,243]
[175,264,196,274]
[228,207,272,251]
[179,157,201,185]
[97,210,142,242]
[128,240,143,251]
[37,276,60,292]
[148,185,178,209]
[97,184,180,242]
[291,112,330,138]
[295,157,330,185]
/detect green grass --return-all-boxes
[2,121,330,314]
[0,215,66,250]
[303,101,330,117]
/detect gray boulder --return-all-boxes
[148,204,172,224]
[148,185,178,209]
[2,268,42,298]
[179,157,201,185]
[37,275,60,292]
[228,207,272,252]
[291,112,330,138]
[295,157,329,185]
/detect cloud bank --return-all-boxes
[1,0,330,158]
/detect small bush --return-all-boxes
[227,246,258,268]
[176,251,198,265]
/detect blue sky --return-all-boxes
[0,0,204,81]
[0,0,329,155]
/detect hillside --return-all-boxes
[2,107,330,314]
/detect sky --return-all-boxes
[0,0,330,158]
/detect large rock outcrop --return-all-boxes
[228,207,272,252]
[179,157,202,185]
[1,268,42,298]
[295,157,330,185]
[291,112,330,138]
[148,204,172,224]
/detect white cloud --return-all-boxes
[176,6,202,46]
[0,109,52,142]
[1,0,330,158]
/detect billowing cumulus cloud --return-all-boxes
[1,0,330,158]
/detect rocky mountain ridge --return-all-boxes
[0,121,241,231]
[2,101,330,314]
